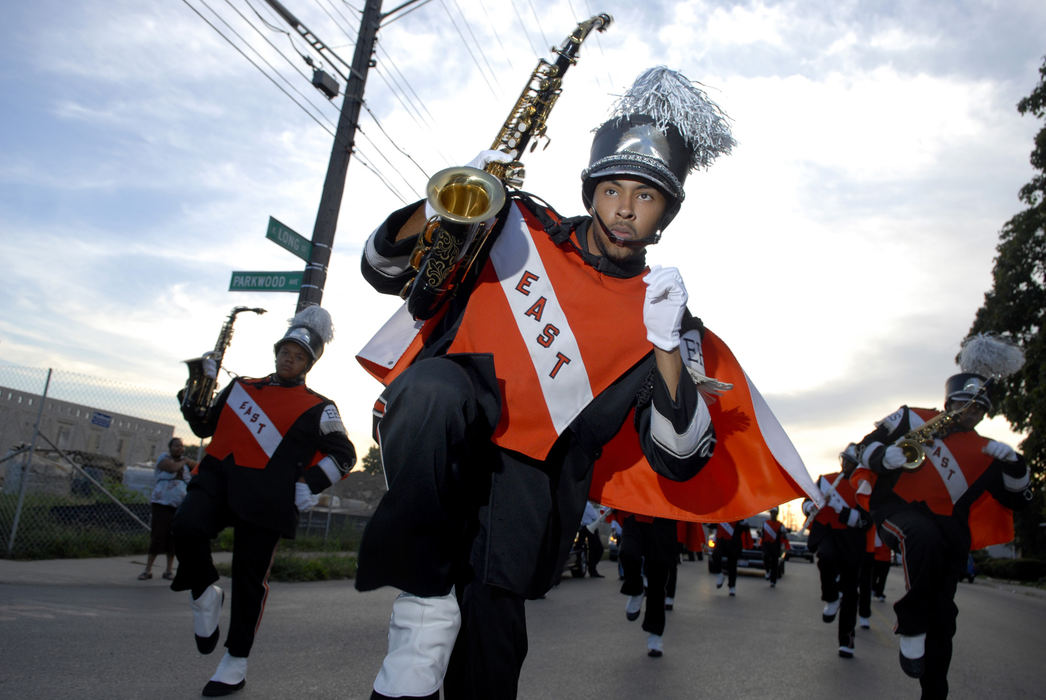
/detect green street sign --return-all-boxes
[266,216,312,261]
[229,271,303,293]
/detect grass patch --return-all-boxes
[216,551,358,582]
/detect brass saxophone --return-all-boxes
[179,306,266,417]
[893,381,992,469]
[401,13,613,320]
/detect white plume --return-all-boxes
[607,66,736,171]
[288,305,334,343]
[958,333,1024,378]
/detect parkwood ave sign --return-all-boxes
[229,271,303,292]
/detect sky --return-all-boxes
[2,0,1044,513]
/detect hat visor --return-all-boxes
[586,162,678,200]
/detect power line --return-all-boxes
[180,0,337,136]
[313,0,360,40]
[362,103,431,179]
[508,0,540,57]
[437,0,498,97]
[525,0,550,51]
[375,43,434,123]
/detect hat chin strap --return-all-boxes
[591,209,661,248]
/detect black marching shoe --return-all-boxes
[202,679,245,697]
[202,652,247,697]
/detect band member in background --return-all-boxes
[353,66,733,699]
[760,506,786,588]
[616,512,679,657]
[576,500,607,578]
[802,446,868,659]
[711,520,750,596]
[171,306,356,697]
[850,334,1030,699]
[869,531,893,602]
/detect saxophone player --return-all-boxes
[170,305,357,697]
[849,334,1031,699]
[354,65,739,700]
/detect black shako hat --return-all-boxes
[274,305,334,364]
[581,66,735,232]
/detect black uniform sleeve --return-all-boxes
[635,365,715,482]
[983,454,1033,511]
[180,381,234,439]
[301,400,357,493]
[361,201,424,295]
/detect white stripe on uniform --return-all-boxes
[228,382,283,458]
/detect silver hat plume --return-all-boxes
[958,333,1024,379]
[288,305,334,344]
[606,66,736,172]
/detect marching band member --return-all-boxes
[171,306,356,697]
[802,446,868,659]
[711,520,751,596]
[353,66,732,699]
[849,334,1031,699]
[760,507,787,588]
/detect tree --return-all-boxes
[359,444,383,476]
[969,56,1046,557]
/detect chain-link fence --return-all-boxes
[0,363,379,560]
[0,363,196,559]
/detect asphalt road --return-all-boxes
[1,554,1044,699]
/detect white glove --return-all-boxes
[642,265,688,351]
[983,440,1018,462]
[801,500,816,516]
[424,150,515,221]
[201,352,218,380]
[466,149,514,171]
[882,445,907,470]
[295,482,319,512]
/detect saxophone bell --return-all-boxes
[426,166,506,225]
[894,439,926,470]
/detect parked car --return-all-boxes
[785,532,814,562]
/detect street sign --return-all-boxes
[265,216,312,261]
[229,271,303,293]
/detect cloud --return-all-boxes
[1,0,1043,467]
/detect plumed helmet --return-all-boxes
[581,66,735,231]
[944,372,992,411]
[945,333,1026,412]
[274,305,334,364]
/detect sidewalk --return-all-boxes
[0,551,233,587]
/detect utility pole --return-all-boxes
[263,0,384,312]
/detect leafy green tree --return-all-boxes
[359,444,383,476]
[969,56,1046,557]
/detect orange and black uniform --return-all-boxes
[172,374,356,657]
[357,196,715,697]
[760,517,786,585]
[852,405,1031,699]
[616,512,678,636]
[804,472,868,652]
[711,521,750,588]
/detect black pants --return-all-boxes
[148,502,178,558]
[619,517,676,636]
[762,543,781,584]
[816,528,863,647]
[171,488,281,658]
[443,581,527,700]
[711,543,739,587]
[872,558,891,598]
[580,527,604,575]
[857,550,873,618]
[878,506,967,700]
